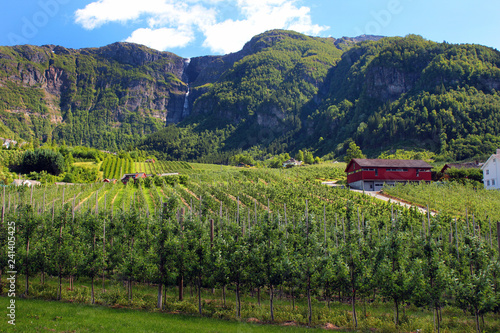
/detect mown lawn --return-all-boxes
[0,297,329,333]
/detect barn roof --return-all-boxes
[345,159,432,172]
[441,162,482,173]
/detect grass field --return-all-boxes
[2,273,498,333]
[0,297,328,333]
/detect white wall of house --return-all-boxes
[482,149,500,190]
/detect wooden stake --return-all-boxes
[489,217,493,248]
[254,200,257,225]
[472,214,476,238]
[324,204,327,245]
[357,207,360,231]
[335,214,338,247]
[248,209,251,231]
[237,196,240,224]
[497,222,500,260]
[455,219,460,260]
[52,199,55,222]
[72,195,76,221]
[1,187,5,226]
[284,203,287,225]
[342,217,345,242]
[210,219,214,248]
[305,199,309,233]
[422,215,426,236]
[427,205,430,237]
[466,208,469,230]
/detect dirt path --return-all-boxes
[321,182,436,216]
[352,189,437,216]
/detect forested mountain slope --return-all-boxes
[0,42,188,149]
[1,30,500,161]
[306,35,500,160]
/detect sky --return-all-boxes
[1,0,499,59]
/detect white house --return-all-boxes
[481,149,500,190]
[283,158,302,167]
[11,179,41,187]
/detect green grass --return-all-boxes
[3,273,498,333]
[0,297,328,332]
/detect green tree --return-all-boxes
[18,149,66,175]
[295,150,304,162]
[304,151,315,165]
[344,141,365,163]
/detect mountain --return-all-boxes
[306,35,500,160]
[0,42,188,149]
[1,30,500,161]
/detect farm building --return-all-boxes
[481,149,500,190]
[346,158,432,191]
[11,179,41,187]
[283,158,302,167]
[440,161,482,174]
[121,173,147,184]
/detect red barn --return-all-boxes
[345,159,432,191]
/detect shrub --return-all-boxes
[18,149,65,175]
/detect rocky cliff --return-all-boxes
[0,42,191,145]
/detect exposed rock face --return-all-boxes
[166,92,187,124]
[0,42,192,128]
[365,66,419,101]
[45,66,69,96]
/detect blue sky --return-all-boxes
[1,0,499,58]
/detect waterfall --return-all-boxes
[182,58,191,118]
[182,85,190,117]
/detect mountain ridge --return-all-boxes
[1,30,499,162]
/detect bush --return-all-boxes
[18,149,65,175]
[446,168,483,186]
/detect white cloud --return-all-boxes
[126,27,193,50]
[75,0,167,29]
[202,0,329,54]
[74,0,328,53]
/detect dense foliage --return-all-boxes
[309,36,500,160]
[1,164,499,332]
[16,149,65,175]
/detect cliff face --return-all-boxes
[0,42,189,145]
[364,66,419,100]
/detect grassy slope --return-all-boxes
[0,297,326,333]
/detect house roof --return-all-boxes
[12,179,41,186]
[283,158,302,164]
[481,152,500,170]
[346,158,432,172]
[441,162,482,173]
